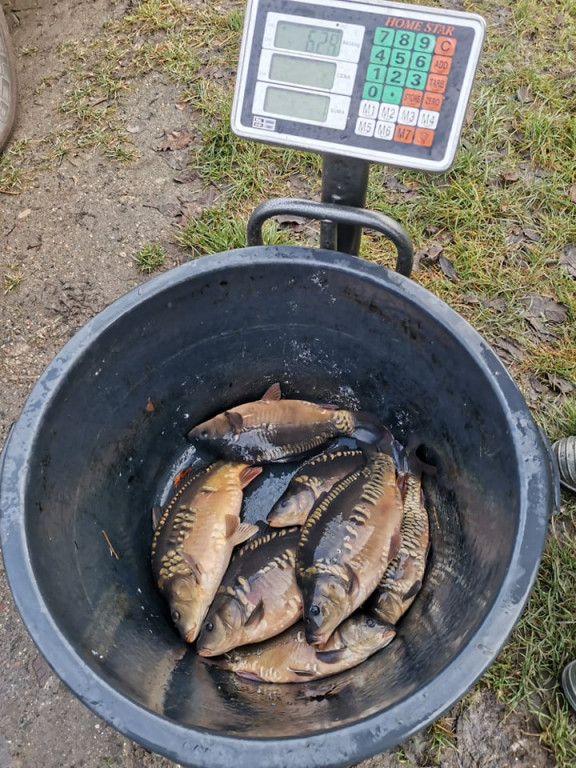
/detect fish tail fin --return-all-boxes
[351,411,386,444]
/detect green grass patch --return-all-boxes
[132,242,167,273]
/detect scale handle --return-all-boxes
[246,198,413,277]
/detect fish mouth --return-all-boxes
[195,646,217,657]
[184,626,197,643]
[308,632,330,648]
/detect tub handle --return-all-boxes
[246,197,413,277]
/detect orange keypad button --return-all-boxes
[426,73,448,93]
[394,124,415,143]
[435,36,457,56]
[422,92,444,111]
[414,128,434,147]
[430,55,453,76]
[401,89,423,108]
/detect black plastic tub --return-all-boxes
[0,246,557,768]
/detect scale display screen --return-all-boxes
[231,0,485,171]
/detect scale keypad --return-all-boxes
[355,24,457,149]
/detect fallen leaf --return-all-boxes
[520,293,568,324]
[439,255,458,281]
[516,85,533,103]
[173,171,197,184]
[522,228,541,242]
[30,655,52,688]
[274,215,308,232]
[154,129,195,152]
[559,244,576,277]
[145,397,157,413]
[570,185,576,204]
[526,316,559,341]
[492,336,525,364]
[18,208,32,220]
[545,374,574,394]
[500,171,520,183]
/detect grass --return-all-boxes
[132,242,167,273]
[2,0,576,763]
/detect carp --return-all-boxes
[187,382,383,464]
[151,460,261,643]
[196,525,302,657]
[296,449,403,646]
[267,447,366,527]
[368,471,430,625]
[205,611,396,683]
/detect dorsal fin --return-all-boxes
[152,505,163,530]
[261,382,282,401]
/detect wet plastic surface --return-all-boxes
[0,246,556,768]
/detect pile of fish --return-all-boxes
[151,382,431,683]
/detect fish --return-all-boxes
[267,447,366,527]
[204,612,395,683]
[151,460,262,643]
[186,382,384,464]
[196,525,303,657]
[367,471,430,625]
[296,448,404,646]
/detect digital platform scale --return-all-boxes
[232,0,485,172]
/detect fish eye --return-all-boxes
[200,429,209,438]
[281,499,290,508]
[309,604,321,617]
[205,621,214,633]
[366,617,376,628]
[171,609,181,622]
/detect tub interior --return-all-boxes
[23,250,519,738]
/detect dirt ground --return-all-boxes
[0,0,560,766]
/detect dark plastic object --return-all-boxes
[0,246,557,768]
[247,197,413,275]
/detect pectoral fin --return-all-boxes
[229,521,260,546]
[178,550,203,582]
[402,580,422,602]
[315,648,347,664]
[239,465,263,489]
[287,667,316,678]
[244,598,265,628]
[225,410,244,432]
[345,563,360,596]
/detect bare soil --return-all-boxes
[0,1,558,766]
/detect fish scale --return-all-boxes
[150,460,261,643]
[368,472,430,625]
[296,450,403,645]
[196,525,303,657]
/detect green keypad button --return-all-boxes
[410,52,432,71]
[382,85,403,104]
[406,70,426,90]
[363,81,383,100]
[366,63,387,83]
[393,30,416,49]
[414,33,436,52]
[386,67,407,87]
[370,45,391,65]
[373,26,395,46]
[390,48,410,68]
